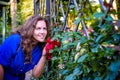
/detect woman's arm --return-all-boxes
[0,64,4,80]
[32,47,46,78]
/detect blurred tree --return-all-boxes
[116,0,120,19]
[10,0,17,31]
[34,0,40,15]
[16,0,33,25]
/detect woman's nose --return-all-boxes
[40,29,45,33]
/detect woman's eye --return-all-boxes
[35,27,47,30]
[43,27,47,30]
[36,27,41,30]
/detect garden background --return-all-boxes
[0,0,120,80]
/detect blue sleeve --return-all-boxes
[0,34,21,67]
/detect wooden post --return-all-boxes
[34,0,40,15]
[46,0,51,23]
[10,0,17,31]
[0,1,10,43]
[2,7,6,42]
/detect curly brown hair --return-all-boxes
[11,15,51,62]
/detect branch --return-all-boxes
[99,0,114,26]
[73,0,79,11]
[98,0,107,12]
[104,45,120,51]
[81,20,90,40]
[62,0,71,31]
[60,2,65,19]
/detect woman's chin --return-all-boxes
[39,39,45,42]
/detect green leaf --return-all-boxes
[94,77,101,80]
[74,17,81,26]
[95,34,103,43]
[61,36,69,44]
[52,57,57,61]
[105,15,113,21]
[69,5,75,8]
[73,32,82,39]
[93,12,104,19]
[62,70,69,75]
[80,36,87,44]
[78,54,88,63]
[65,74,76,80]
[73,68,80,75]
[105,60,120,80]
[62,42,77,50]
[92,62,99,72]
[91,45,98,53]
[105,72,117,80]
[49,50,54,53]
[112,34,119,41]
[109,60,120,72]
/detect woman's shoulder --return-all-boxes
[2,33,21,45]
[7,33,21,41]
[9,33,21,38]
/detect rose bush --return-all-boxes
[45,38,61,60]
[39,12,120,80]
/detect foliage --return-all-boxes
[17,0,33,24]
[39,3,120,80]
[0,0,120,80]
[0,6,11,44]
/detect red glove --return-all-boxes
[45,38,60,60]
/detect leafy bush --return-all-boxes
[39,12,120,80]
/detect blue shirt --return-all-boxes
[0,34,42,80]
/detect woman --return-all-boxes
[0,15,51,80]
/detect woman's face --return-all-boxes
[33,20,47,42]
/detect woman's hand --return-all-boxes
[0,64,4,80]
[42,44,47,56]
